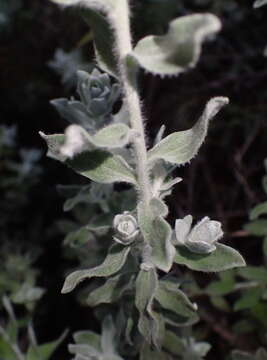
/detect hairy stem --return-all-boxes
[112,0,151,206]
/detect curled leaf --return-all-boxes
[132,13,221,77]
[148,97,229,166]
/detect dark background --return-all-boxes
[1,0,267,358]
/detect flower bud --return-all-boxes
[113,212,139,245]
[175,215,223,254]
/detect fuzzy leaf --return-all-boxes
[87,273,133,306]
[39,132,66,161]
[74,331,101,351]
[101,316,116,354]
[135,268,160,347]
[66,150,137,185]
[148,97,229,166]
[174,243,245,272]
[163,330,185,356]
[93,124,132,148]
[138,204,176,272]
[132,13,221,76]
[61,244,130,293]
[249,201,267,220]
[254,0,267,8]
[155,280,197,318]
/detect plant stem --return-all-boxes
[112,0,152,206]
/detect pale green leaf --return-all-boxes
[135,268,159,346]
[163,330,185,356]
[155,280,197,318]
[174,243,246,272]
[138,204,176,272]
[61,244,130,293]
[87,273,133,306]
[93,124,131,148]
[250,201,267,220]
[132,14,221,76]
[39,132,66,161]
[254,0,267,8]
[148,97,229,166]
[66,150,137,185]
[74,331,101,351]
[150,198,169,217]
[101,316,116,354]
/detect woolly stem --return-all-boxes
[111,0,152,206]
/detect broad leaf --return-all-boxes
[148,97,229,166]
[254,0,267,8]
[132,14,221,76]
[138,204,176,272]
[66,150,137,185]
[174,243,245,272]
[61,244,130,293]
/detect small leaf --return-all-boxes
[138,204,176,272]
[250,201,267,220]
[93,124,132,148]
[66,150,137,185]
[74,331,101,351]
[174,243,246,272]
[39,132,66,161]
[61,244,130,293]
[148,97,229,166]
[132,13,221,76]
[254,0,267,8]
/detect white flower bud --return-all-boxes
[175,215,223,254]
[113,212,139,245]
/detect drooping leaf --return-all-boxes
[66,150,137,185]
[135,268,160,346]
[131,13,221,77]
[61,244,131,293]
[148,97,229,166]
[254,0,267,8]
[138,203,176,272]
[174,243,245,272]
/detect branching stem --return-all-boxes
[112,0,152,206]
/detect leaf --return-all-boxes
[87,273,133,306]
[250,201,267,220]
[174,243,246,272]
[93,124,132,148]
[66,150,137,185]
[155,280,197,319]
[237,266,267,284]
[138,203,176,272]
[140,343,170,360]
[68,344,101,359]
[163,330,185,356]
[39,132,66,161]
[148,97,229,166]
[131,13,221,77]
[234,288,262,311]
[135,268,160,346]
[101,316,117,354]
[254,0,267,8]
[74,331,101,351]
[61,244,131,293]
[26,330,68,360]
[244,219,267,236]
